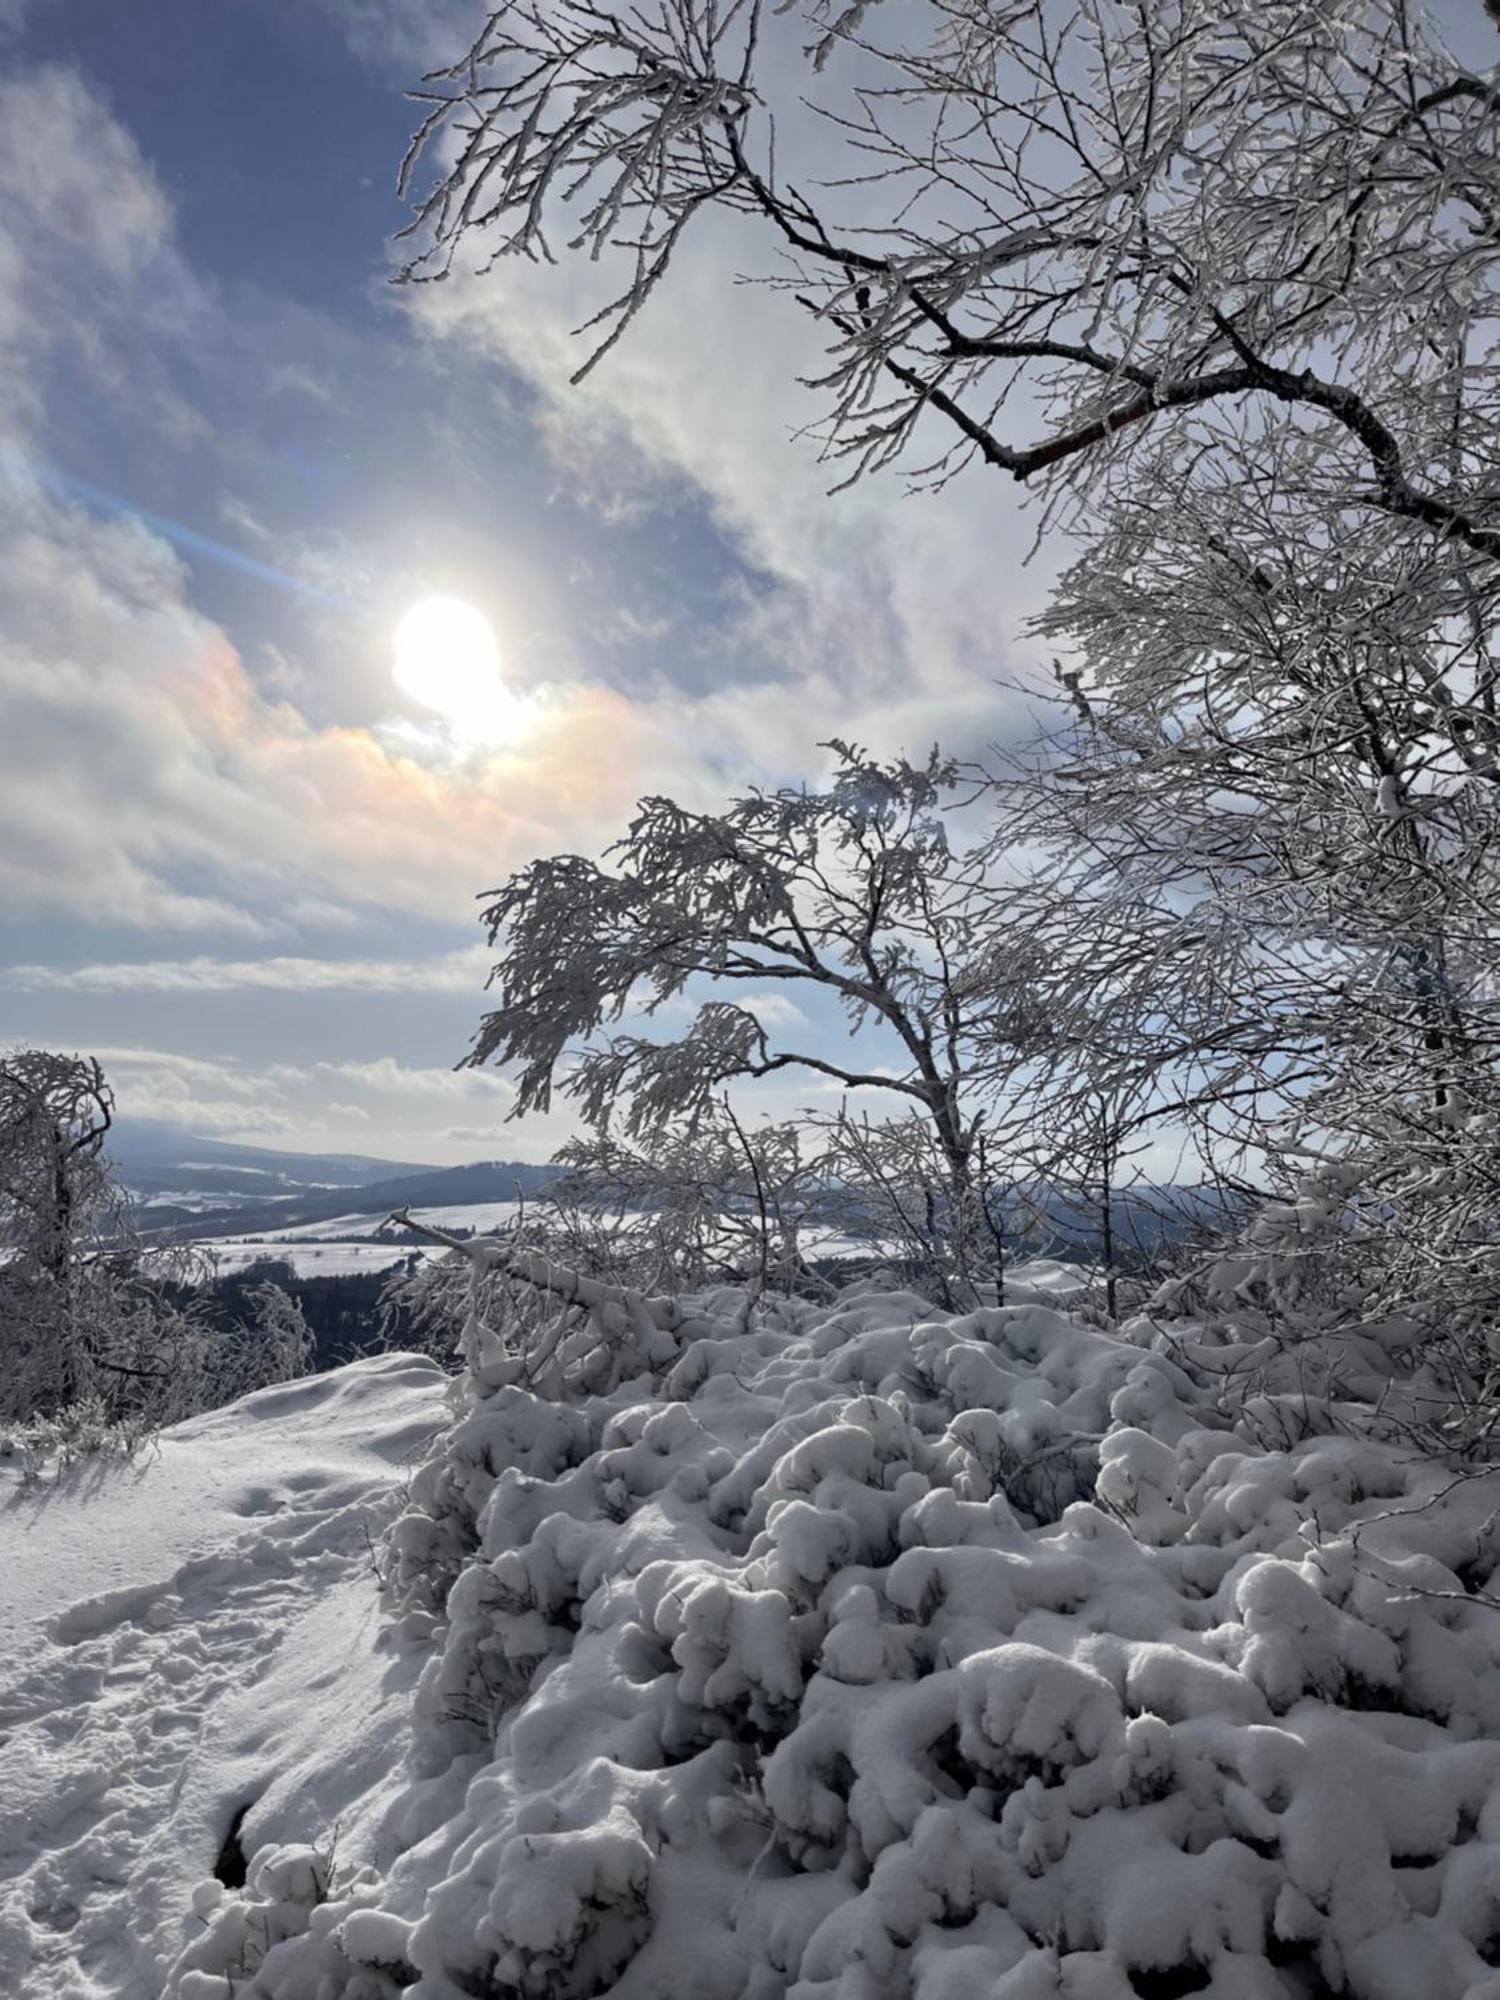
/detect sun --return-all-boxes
[392,596,520,745]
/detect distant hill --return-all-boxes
[110,1122,1239,1258]
[107,1128,564,1232]
[109,1122,439,1193]
[109,1123,561,1241]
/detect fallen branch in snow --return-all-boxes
[382,1209,682,1332]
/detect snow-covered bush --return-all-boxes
[167,1256,1500,2000]
[1137,1143,1500,1457]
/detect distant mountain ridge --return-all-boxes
[109,1122,440,1189]
[109,1122,1237,1257]
[108,1123,560,1241]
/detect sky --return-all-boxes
[0,0,1067,1163]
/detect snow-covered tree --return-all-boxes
[465,742,1019,1282]
[0,1048,121,1417]
[399,0,1500,528]
[0,1050,112,1277]
[551,1106,838,1296]
[0,1048,316,1445]
[404,0,1500,1421]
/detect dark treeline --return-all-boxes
[191,1262,420,1374]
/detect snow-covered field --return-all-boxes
[7,1270,1500,2000]
[212,1205,531,1244]
[125,1190,305,1214]
[196,1205,889,1270]
[195,1240,446,1277]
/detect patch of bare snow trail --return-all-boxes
[0,1353,449,2000]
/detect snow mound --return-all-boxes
[12,1275,1500,2000]
[160,1272,1500,2000]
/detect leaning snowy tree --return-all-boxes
[460,741,1028,1293]
[401,0,1500,1435]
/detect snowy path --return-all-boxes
[0,1355,448,2000]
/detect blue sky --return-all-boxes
[0,0,1050,1161]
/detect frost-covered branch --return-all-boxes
[401,0,1500,540]
[384,1206,683,1331]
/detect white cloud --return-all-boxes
[88,1044,563,1163]
[0,67,171,280]
[93,1047,293,1138]
[403,97,1059,770]
[93,1048,262,1094]
[0,66,209,436]
[316,0,481,71]
[9,948,493,995]
[300,1057,514,1100]
[737,991,809,1030]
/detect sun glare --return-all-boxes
[392,596,520,745]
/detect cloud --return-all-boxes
[0,462,740,937]
[315,0,480,71]
[399,60,1061,769]
[737,992,809,1030]
[9,948,493,995]
[94,1048,294,1139]
[90,1044,564,1163]
[297,1057,515,1101]
[0,65,209,436]
[0,67,171,280]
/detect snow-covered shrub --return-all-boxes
[1135,1140,1500,1458]
[169,1843,336,1999]
[2,1389,140,1476]
[167,1259,1500,2000]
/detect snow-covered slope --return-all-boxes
[8,1276,1500,2000]
[0,1355,449,1999]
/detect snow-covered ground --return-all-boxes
[208,1205,530,1245]
[377,1202,529,1235]
[124,1189,305,1213]
[195,1204,889,1269]
[7,1269,1500,2000]
[194,1240,446,1277]
[0,1356,450,1999]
